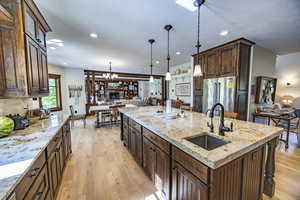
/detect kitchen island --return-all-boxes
[119,106,283,200]
[0,113,71,200]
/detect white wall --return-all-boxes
[275,52,300,108]
[169,62,193,104]
[48,64,86,114]
[248,45,277,119]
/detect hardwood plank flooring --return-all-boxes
[57,119,300,200]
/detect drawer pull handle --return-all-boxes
[33,191,43,199]
[27,168,40,178]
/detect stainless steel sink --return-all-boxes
[184,134,230,151]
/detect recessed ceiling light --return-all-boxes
[57,43,64,47]
[176,0,197,12]
[49,47,56,50]
[90,33,98,38]
[63,62,67,65]
[156,61,160,64]
[220,30,229,36]
[176,51,181,55]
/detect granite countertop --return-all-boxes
[0,113,70,200]
[119,106,283,169]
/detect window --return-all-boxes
[40,74,62,111]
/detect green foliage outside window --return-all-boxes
[42,78,59,109]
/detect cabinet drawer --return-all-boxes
[47,130,63,155]
[129,119,141,131]
[143,128,170,155]
[172,146,209,184]
[23,165,50,200]
[15,151,46,200]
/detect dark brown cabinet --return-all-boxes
[143,136,170,199]
[192,38,255,120]
[172,161,208,200]
[204,50,219,78]
[25,35,40,95]
[0,0,51,98]
[0,26,26,97]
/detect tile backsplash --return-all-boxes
[0,98,39,116]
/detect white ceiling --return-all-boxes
[35,0,300,74]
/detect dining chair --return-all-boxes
[276,109,300,146]
[69,105,86,128]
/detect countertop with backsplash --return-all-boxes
[0,112,69,200]
[119,106,283,169]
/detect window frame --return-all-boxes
[39,74,62,112]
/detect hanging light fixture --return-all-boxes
[164,24,173,81]
[148,39,155,83]
[193,0,205,77]
[103,62,118,79]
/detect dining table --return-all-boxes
[90,104,137,128]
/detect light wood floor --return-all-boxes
[57,119,300,200]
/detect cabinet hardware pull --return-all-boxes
[27,167,40,178]
[33,191,43,199]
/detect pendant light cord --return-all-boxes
[150,43,153,75]
[196,4,201,65]
[167,29,170,73]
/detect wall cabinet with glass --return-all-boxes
[0,0,51,98]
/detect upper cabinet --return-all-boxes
[0,0,51,98]
[193,38,254,80]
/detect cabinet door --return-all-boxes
[24,5,37,40]
[172,161,208,200]
[37,25,47,50]
[129,128,137,158]
[39,50,49,94]
[205,50,220,78]
[26,36,40,95]
[136,129,143,166]
[154,147,170,200]
[0,27,26,97]
[219,44,237,77]
[48,152,60,198]
[143,137,155,181]
[23,166,50,200]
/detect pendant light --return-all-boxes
[164,24,173,81]
[193,0,205,77]
[104,62,118,79]
[148,39,155,83]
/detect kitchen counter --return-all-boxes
[0,113,70,200]
[119,106,283,169]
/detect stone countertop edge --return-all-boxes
[120,109,282,169]
[0,114,70,200]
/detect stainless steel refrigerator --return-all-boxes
[202,77,236,114]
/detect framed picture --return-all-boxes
[255,76,277,105]
[175,83,191,96]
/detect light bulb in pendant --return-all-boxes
[193,64,203,77]
[149,76,154,83]
[166,72,171,81]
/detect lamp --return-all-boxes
[164,24,173,81]
[148,39,155,83]
[281,95,294,107]
[193,0,205,77]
